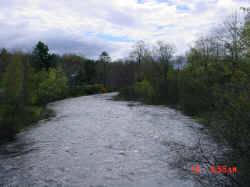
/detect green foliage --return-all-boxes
[117,86,136,100]
[241,8,250,57]
[81,85,98,95]
[0,54,30,137]
[30,41,56,71]
[0,42,113,140]
[94,83,107,93]
[0,57,67,138]
[0,79,3,88]
[3,54,25,104]
[69,84,106,97]
[25,106,54,123]
[37,67,68,104]
[135,79,155,103]
[118,79,155,104]
[84,60,96,83]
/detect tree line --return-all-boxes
[0,41,117,139]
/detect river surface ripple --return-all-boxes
[0,93,218,187]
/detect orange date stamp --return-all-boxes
[192,165,237,174]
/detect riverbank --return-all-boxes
[0,85,108,142]
[0,105,54,142]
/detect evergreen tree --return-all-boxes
[30,41,55,71]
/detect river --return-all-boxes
[0,93,220,186]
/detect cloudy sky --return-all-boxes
[0,0,249,60]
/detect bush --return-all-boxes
[69,86,86,97]
[117,86,137,100]
[93,83,107,93]
[37,67,68,104]
[117,79,155,103]
[0,104,21,137]
[135,79,155,103]
[83,85,98,94]
[68,84,107,97]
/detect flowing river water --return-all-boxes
[0,93,221,187]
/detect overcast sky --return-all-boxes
[0,0,249,60]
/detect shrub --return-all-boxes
[94,83,107,93]
[117,86,137,100]
[83,85,97,94]
[37,67,68,104]
[68,84,107,97]
[135,79,155,103]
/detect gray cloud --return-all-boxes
[0,21,117,59]
[44,33,116,58]
[193,0,218,14]
[0,0,248,59]
[106,10,137,27]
